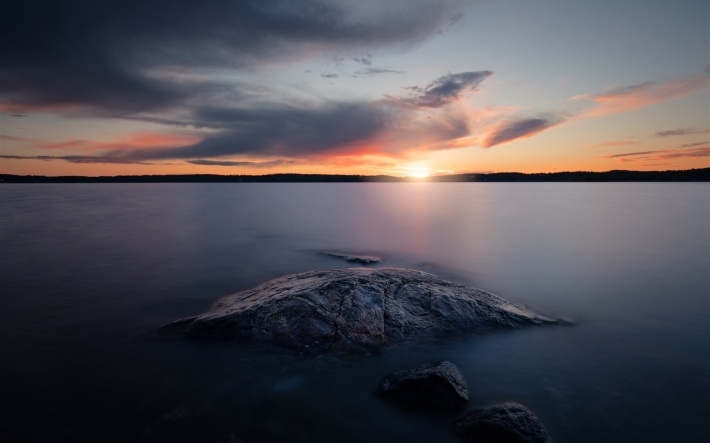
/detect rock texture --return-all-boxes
[455,402,553,443]
[379,360,469,413]
[160,268,556,351]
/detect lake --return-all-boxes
[1,183,708,442]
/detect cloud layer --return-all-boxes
[1,0,490,167]
[656,128,710,137]
[605,147,710,163]
[393,71,493,108]
[478,75,709,148]
[130,102,395,160]
[0,0,460,112]
[483,116,564,147]
[2,1,706,171]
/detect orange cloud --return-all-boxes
[576,75,709,117]
[476,74,709,148]
[600,140,637,147]
[605,147,710,162]
[586,140,637,149]
[36,132,201,151]
[0,102,84,113]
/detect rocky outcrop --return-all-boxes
[379,360,469,413]
[455,402,553,443]
[160,268,557,351]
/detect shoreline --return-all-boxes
[1,167,709,183]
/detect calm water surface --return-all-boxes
[1,183,708,442]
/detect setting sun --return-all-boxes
[407,165,430,179]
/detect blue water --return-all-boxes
[0,183,708,442]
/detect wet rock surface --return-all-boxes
[160,268,557,351]
[455,402,553,443]
[379,360,469,413]
[319,251,382,264]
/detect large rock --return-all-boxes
[379,360,469,413]
[160,268,557,351]
[455,402,553,443]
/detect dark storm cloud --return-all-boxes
[3,65,491,164]
[0,0,460,112]
[103,67,490,162]
[1,95,479,164]
[484,116,563,147]
[0,154,151,164]
[186,159,295,167]
[108,101,395,161]
[321,73,339,78]
[392,71,493,108]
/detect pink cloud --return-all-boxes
[656,128,710,137]
[0,134,33,143]
[605,147,710,162]
[602,140,636,147]
[481,115,566,147]
[586,140,637,149]
[576,75,709,117]
[478,74,709,148]
[36,132,201,151]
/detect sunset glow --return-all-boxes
[406,165,431,179]
[0,1,708,176]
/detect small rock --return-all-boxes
[319,251,382,264]
[141,407,241,443]
[455,402,552,443]
[379,360,469,413]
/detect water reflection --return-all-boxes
[0,183,707,442]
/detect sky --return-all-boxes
[0,0,708,177]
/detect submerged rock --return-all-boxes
[455,402,553,443]
[160,268,557,351]
[319,251,382,264]
[141,407,238,443]
[379,360,469,413]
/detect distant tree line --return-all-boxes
[1,168,709,183]
[428,168,710,182]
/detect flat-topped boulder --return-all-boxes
[160,268,557,351]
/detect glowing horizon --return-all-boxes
[1,1,708,176]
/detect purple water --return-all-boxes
[1,183,708,442]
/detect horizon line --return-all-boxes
[1,168,708,183]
